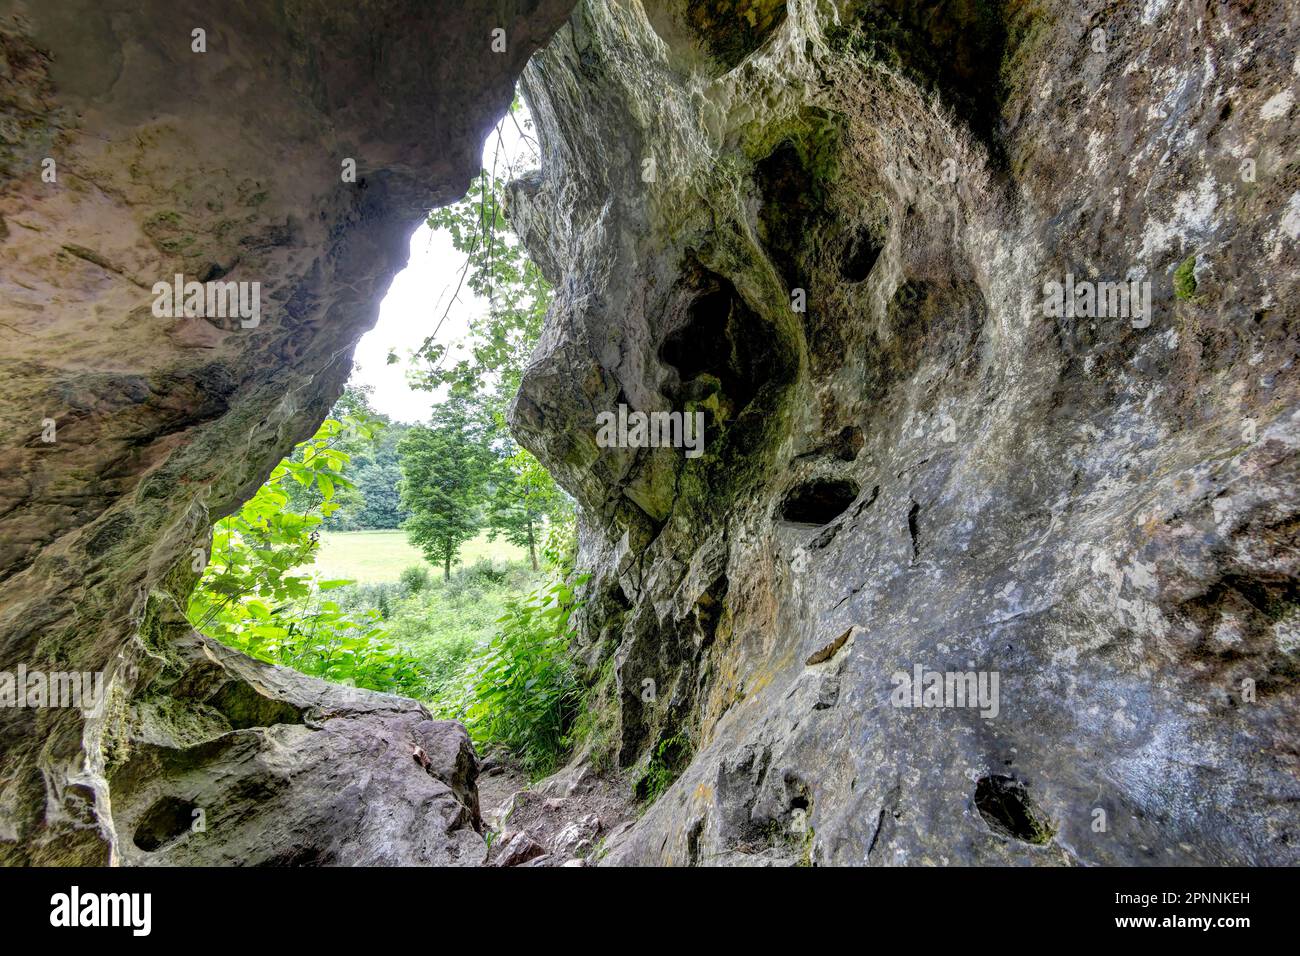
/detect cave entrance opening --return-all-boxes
[184,92,579,770]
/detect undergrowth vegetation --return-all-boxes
[186,414,430,697]
[434,564,588,774]
[188,411,587,776]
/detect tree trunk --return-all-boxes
[527,519,538,571]
[444,551,451,581]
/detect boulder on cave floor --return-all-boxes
[107,631,485,866]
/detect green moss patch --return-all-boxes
[1174,254,1199,301]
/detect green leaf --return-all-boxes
[316,578,355,591]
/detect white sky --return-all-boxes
[350,104,538,423]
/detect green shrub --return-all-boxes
[384,562,533,694]
[216,600,429,697]
[387,591,483,699]
[571,655,619,774]
[399,564,431,594]
[435,568,589,775]
[188,414,429,698]
[333,581,408,619]
[464,557,509,586]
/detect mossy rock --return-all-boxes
[1174,254,1200,301]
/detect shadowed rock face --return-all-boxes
[0,0,572,864]
[510,0,1300,864]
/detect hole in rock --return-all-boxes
[832,425,865,462]
[132,795,199,852]
[756,139,817,290]
[781,771,814,825]
[661,285,734,383]
[780,479,860,526]
[205,680,306,731]
[633,733,693,802]
[648,0,789,74]
[660,264,782,418]
[179,94,577,762]
[841,0,1011,148]
[974,775,1055,845]
[840,227,882,282]
[686,817,705,866]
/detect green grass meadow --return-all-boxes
[313,530,526,583]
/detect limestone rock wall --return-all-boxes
[510,0,1300,864]
[0,0,571,864]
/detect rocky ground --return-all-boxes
[479,756,635,867]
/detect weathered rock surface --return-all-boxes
[111,608,483,866]
[510,0,1300,864]
[495,830,547,867]
[0,0,571,864]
